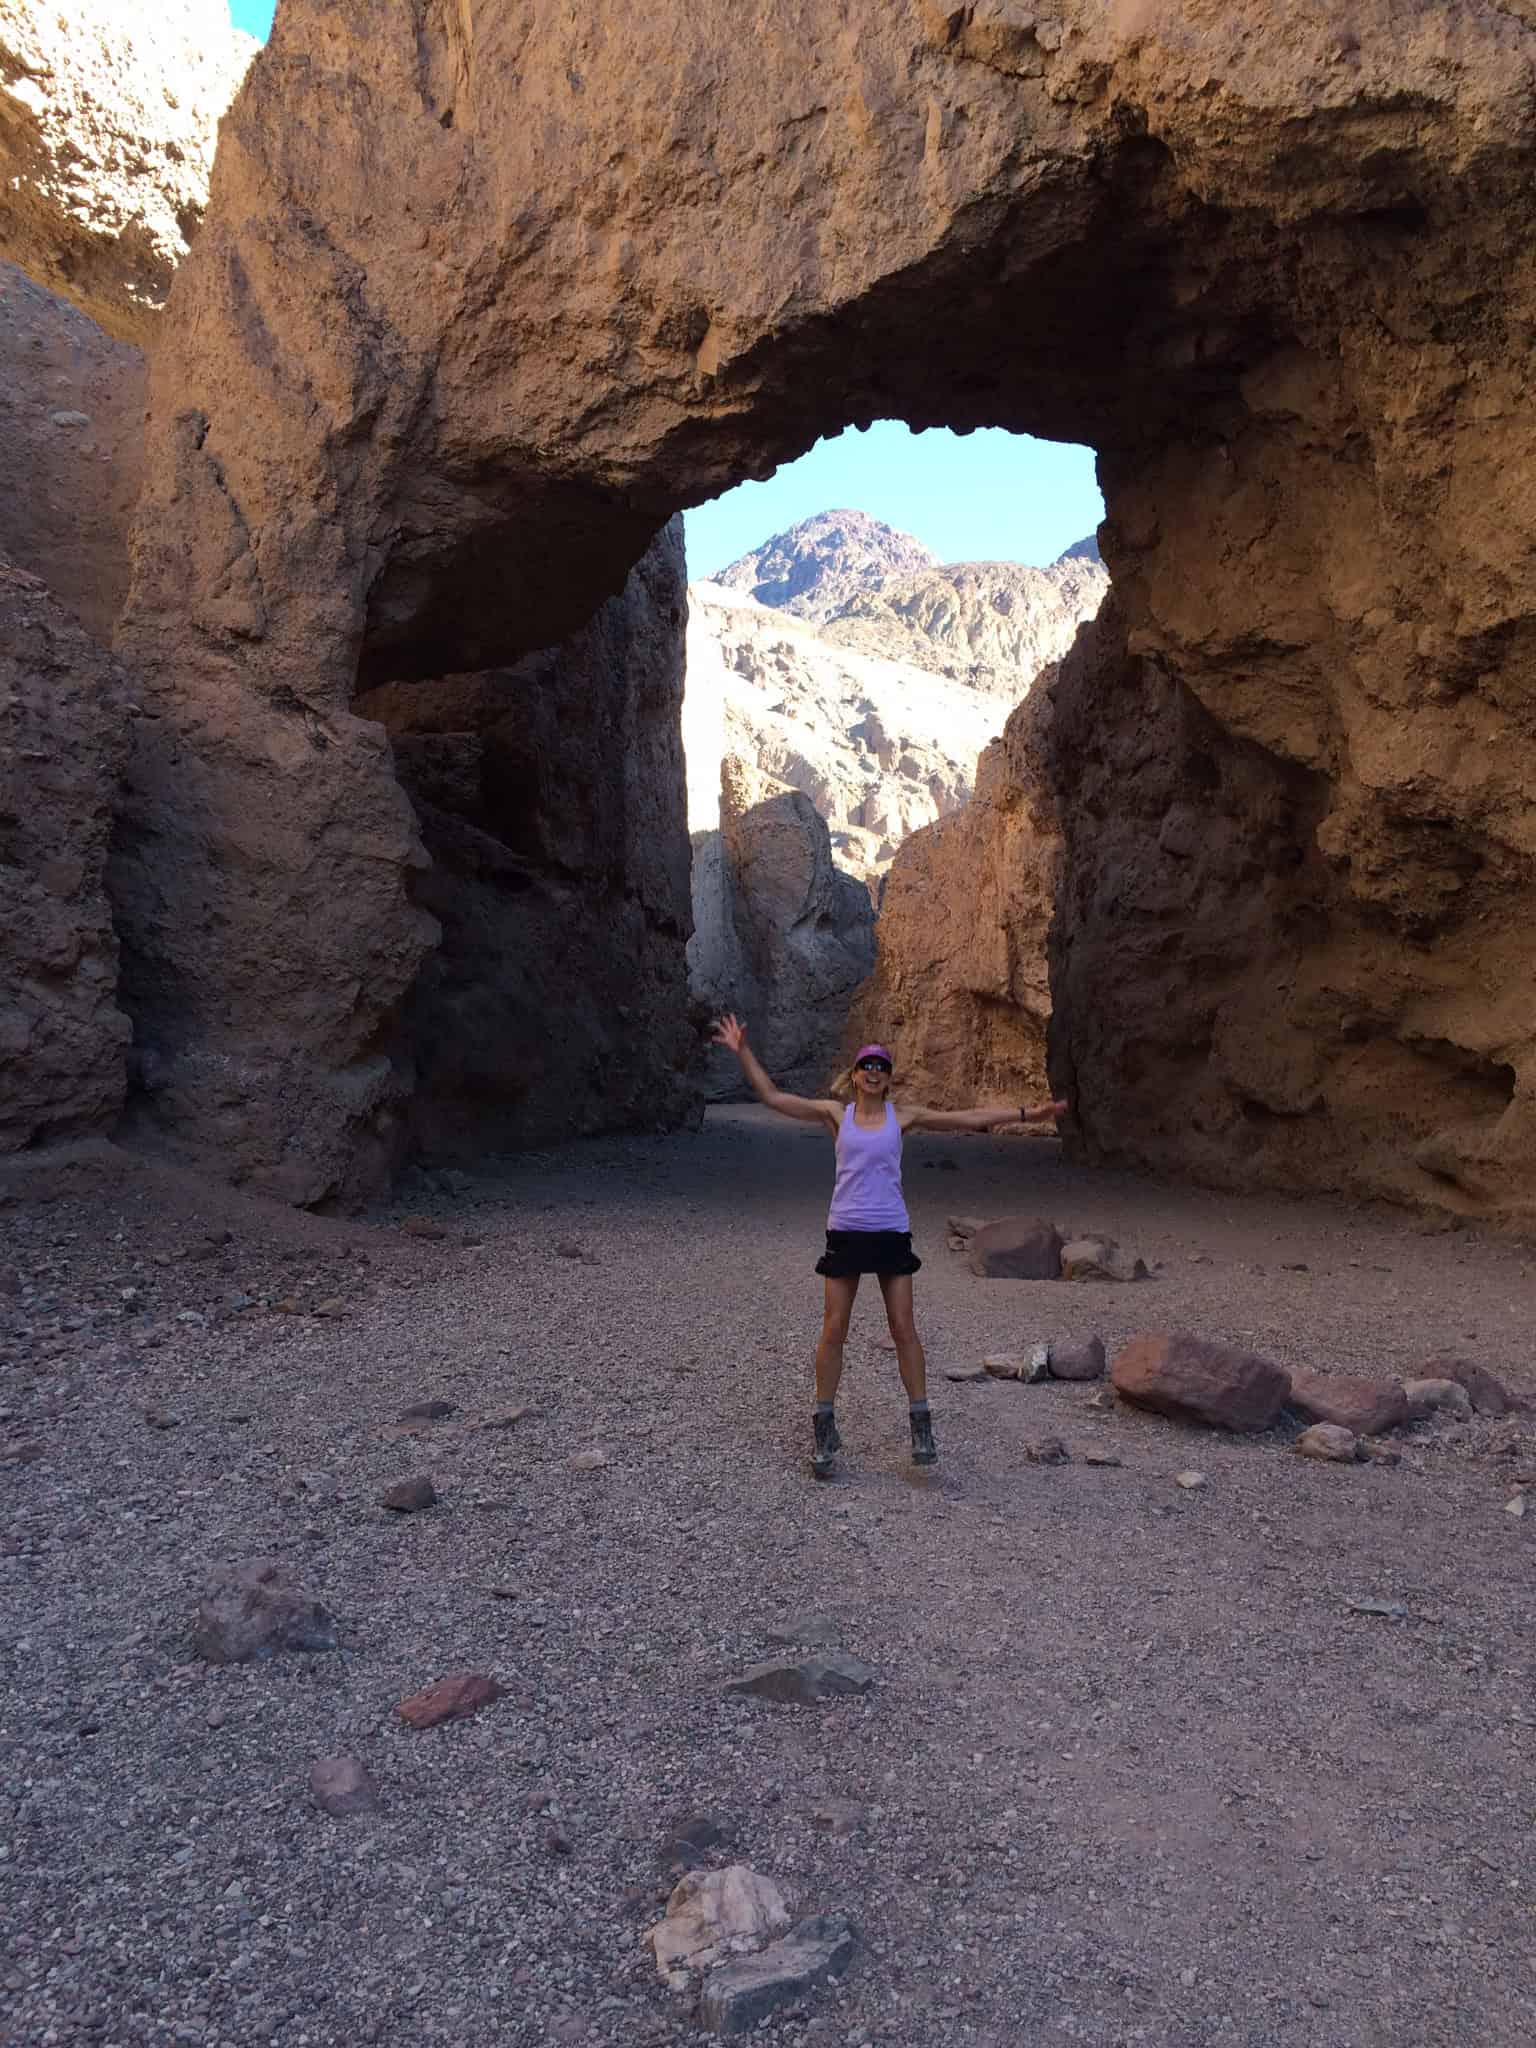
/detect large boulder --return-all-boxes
[1111,1332,1292,1433]
[0,556,131,1151]
[1286,1367,1408,1438]
[102,0,1536,1215]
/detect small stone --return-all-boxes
[543,1824,573,1856]
[1360,1439,1401,1466]
[1174,1470,1207,1490]
[567,1448,609,1472]
[401,1217,447,1240]
[1047,1336,1106,1382]
[944,1362,989,1383]
[1505,1492,1528,1519]
[194,1560,338,1665]
[313,1297,347,1318]
[1425,1356,1518,1418]
[1349,1598,1409,1619]
[1059,1237,1148,1283]
[380,1475,437,1512]
[698,1914,857,2036]
[205,1704,227,1729]
[144,1409,181,1430]
[1295,1422,1361,1463]
[481,1405,535,1428]
[1402,1377,1474,1422]
[555,1240,585,1259]
[2,1438,47,1464]
[309,1755,379,1817]
[50,409,91,427]
[808,1797,863,1836]
[398,1398,456,1421]
[725,1653,876,1705]
[1084,1389,1115,1412]
[1024,1436,1070,1465]
[397,1670,504,1728]
[1083,1448,1122,1467]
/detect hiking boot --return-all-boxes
[811,1410,842,1479]
[910,1408,938,1467]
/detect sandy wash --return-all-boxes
[710,1013,1065,1478]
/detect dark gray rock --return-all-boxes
[309,1755,379,1817]
[381,1475,437,1512]
[725,1653,875,1705]
[967,1217,1063,1280]
[398,1398,456,1421]
[1047,1336,1106,1381]
[699,1915,856,2035]
[194,1560,338,1665]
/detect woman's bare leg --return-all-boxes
[815,1275,859,1404]
[877,1273,927,1402]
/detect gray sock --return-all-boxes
[814,1400,835,1417]
[909,1399,930,1417]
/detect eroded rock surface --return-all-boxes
[0,0,256,340]
[0,257,145,638]
[0,556,131,1152]
[114,0,1536,1218]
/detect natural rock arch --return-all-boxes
[116,0,1536,1218]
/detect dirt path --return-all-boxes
[3,1108,1534,2047]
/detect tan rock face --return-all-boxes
[0,0,256,341]
[116,0,1536,1215]
[0,555,131,1151]
[847,687,1058,1109]
[0,257,144,638]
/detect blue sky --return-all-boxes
[685,425,1101,579]
[225,8,1102,576]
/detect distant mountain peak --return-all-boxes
[713,509,939,624]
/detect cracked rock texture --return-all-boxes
[0,555,131,1151]
[0,0,255,341]
[115,0,1536,1218]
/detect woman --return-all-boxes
[710,1013,1067,1478]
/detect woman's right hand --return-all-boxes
[710,1012,748,1055]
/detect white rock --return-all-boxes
[649,1866,792,1976]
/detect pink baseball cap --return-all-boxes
[854,1044,893,1065]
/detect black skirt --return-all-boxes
[815,1229,923,1278]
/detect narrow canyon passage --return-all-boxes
[3,1113,1533,2046]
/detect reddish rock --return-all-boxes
[1111,1332,1290,1433]
[397,1671,504,1729]
[1426,1357,1518,1418]
[968,1218,1064,1281]
[1287,1367,1407,1437]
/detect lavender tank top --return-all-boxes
[827,1102,910,1232]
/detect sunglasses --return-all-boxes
[855,1059,892,1074]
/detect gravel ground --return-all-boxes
[3,1107,1535,2048]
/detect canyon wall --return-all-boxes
[847,684,1059,1112]
[36,0,1536,1223]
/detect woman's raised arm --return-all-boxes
[901,1098,1068,1135]
[710,1014,840,1131]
